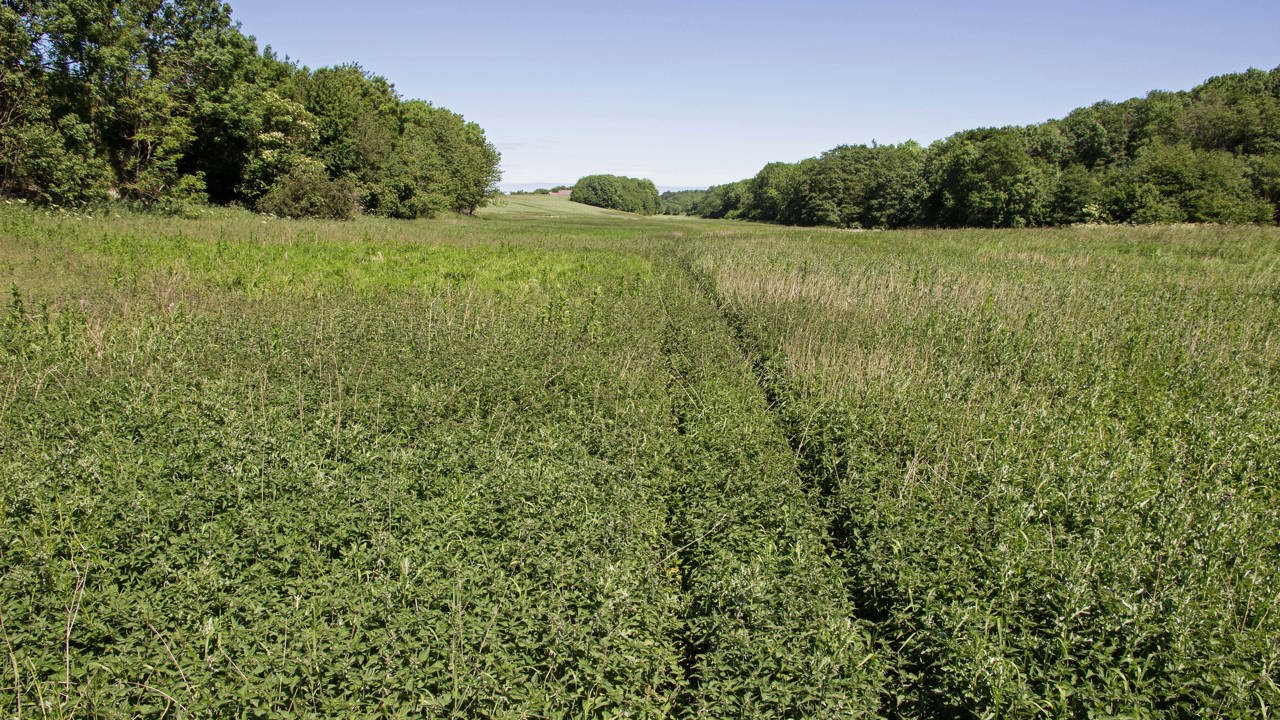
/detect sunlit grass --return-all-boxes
[2,203,1277,716]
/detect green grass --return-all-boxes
[480,193,645,220]
[1,204,1277,718]
[682,224,1280,717]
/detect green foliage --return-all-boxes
[1184,67,1280,154]
[775,143,927,228]
[659,189,708,215]
[1,1,501,218]
[363,101,502,219]
[3,115,114,206]
[1049,163,1105,224]
[692,180,748,219]
[742,161,798,222]
[5,206,1278,716]
[571,174,661,214]
[673,66,1280,228]
[303,63,400,183]
[0,205,892,716]
[1107,141,1274,223]
[679,221,1280,718]
[0,6,112,205]
[256,161,357,219]
[406,101,502,215]
[1249,151,1280,222]
[1058,106,1112,168]
[113,73,197,203]
[923,128,1054,228]
[235,88,320,203]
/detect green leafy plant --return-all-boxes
[256,162,357,220]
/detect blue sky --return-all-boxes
[227,1,1280,189]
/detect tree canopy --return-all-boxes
[570,174,660,214]
[658,189,708,215]
[679,67,1280,228]
[0,0,501,218]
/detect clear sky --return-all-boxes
[226,0,1280,189]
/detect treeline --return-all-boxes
[509,185,570,196]
[658,189,707,215]
[676,67,1280,227]
[0,0,500,218]
[570,174,660,214]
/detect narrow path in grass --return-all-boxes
[651,250,884,717]
[670,250,964,719]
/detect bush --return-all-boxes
[363,176,443,219]
[5,116,113,207]
[257,163,357,220]
[152,170,206,211]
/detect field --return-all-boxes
[481,194,638,219]
[2,195,1278,718]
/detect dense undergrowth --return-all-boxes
[1,202,1277,717]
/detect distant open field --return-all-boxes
[2,203,1277,717]
[481,193,640,219]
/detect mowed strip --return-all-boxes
[655,254,884,716]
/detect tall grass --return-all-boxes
[686,225,1280,717]
[0,205,883,716]
[2,202,1277,717]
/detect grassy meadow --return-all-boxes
[1,196,1277,717]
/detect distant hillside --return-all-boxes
[683,66,1280,228]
